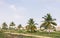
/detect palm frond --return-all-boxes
[40,22,47,28]
[51,22,57,26]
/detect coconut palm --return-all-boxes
[2,22,8,30]
[26,18,37,32]
[40,13,57,34]
[9,22,15,30]
[18,24,22,29]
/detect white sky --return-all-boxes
[0,0,60,27]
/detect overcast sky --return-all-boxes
[0,0,60,27]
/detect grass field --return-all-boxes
[16,30,60,38]
[0,30,60,38]
[28,31,60,38]
[0,32,36,38]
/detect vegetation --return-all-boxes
[30,31,60,38]
[0,32,36,38]
[40,13,57,34]
[2,22,8,30]
[9,22,15,30]
[0,13,59,38]
[17,24,22,30]
[26,18,37,32]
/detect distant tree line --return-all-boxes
[0,13,57,33]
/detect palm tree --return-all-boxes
[9,22,15,30]
[26,18,37,32]
[2,22,8,30]
[18,24,22,30]
[40,13,57,34]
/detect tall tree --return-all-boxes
[9,22,15,30]
[18,24,22,29]
[26,18,37,32]
[40,13,57,34]
[2,22,8,30]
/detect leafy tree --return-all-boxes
[2,22,8,30]
[40,13,57,34]
[9,22,15,30]
[26,18,37,32]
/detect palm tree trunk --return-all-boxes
[48,29,50,35]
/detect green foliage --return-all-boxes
[26,18,37,32]
[2,22,8,30]
[10,22,15,26]
[9,22,15,30]
[40,13,57,30]
[30,31,60,38]
[18,24,22,29]
[17,30,24,33]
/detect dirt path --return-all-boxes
[5,32,51,38]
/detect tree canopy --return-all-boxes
[26,18,37,32]
[2,22,8,30]
[40,13,57,30]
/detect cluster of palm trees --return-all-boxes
[2,22,22,30]
[1,13,57,33]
